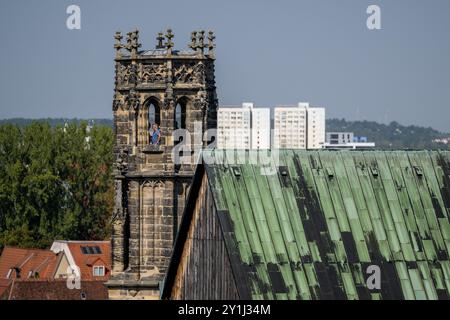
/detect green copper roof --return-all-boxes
[204,150,450,300]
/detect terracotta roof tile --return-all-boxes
[2,279,108,300]
[0,278,11,298]
[0,247,59,280]
[66,241,111,281]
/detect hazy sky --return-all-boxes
[1,0,450,131]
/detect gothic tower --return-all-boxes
[106,29,217,299]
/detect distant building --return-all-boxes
[217,104,251,149]
[326,132,354,145]
[433,137,450,145]
[273,102,325,149]
[306,105,325,149]
[217,103,270,150]
[325,132,375,150]
[273,104,307,149]
[251,106,271,150]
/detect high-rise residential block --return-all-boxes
[274,102,325,149]
[217,103,270,150]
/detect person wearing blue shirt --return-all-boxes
[150,123,161,145]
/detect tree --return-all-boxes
[0,121,114,249]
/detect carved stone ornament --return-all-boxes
[114,148,129,173]
[163,99,174,110]
[173,61,205,84]
[188,31,197,51]
[163,91,174,110]
[139,63,167,84]
[164,29,174,51]
[125,90,140,111]
[142,179,165,189]
[112,93,123,111]
[194,91,207,109]
[117,64,138,86]
[207,31,215,53]
[114,31,124,57]
[125,29,141,55]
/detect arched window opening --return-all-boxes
[175,103,182,129]
[174,99,187,146]
[148,103,160,127]
[146,100,161,148]
[174,99,187,129]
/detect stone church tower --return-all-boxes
[106,28,217,299]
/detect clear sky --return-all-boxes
[1,0,449,131]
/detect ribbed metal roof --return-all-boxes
[203,150,450,299]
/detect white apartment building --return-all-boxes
[306,105,325,149]
[273,102,325,149]
[251,107,271,150]
[217,103,270,150]
[273,104,307,149]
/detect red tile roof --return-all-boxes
[0,279,108,300]
[0,279,11,298]
[65,241,111,281]
[0,247,59,280]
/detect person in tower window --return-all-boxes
[150,123,161,145]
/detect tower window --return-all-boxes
[148,102,160,127]
[147,100,161,147]
[175,103,182,129]
[175,100,187,129]
[174,99,187,147]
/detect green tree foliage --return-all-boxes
[0,122,114,250]
[0,118,113,128]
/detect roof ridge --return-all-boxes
[32,256,52,274]
[17,253,35,269]
[55,240,110,243]
[3,246,53,252]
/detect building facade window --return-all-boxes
[93,266,105,277]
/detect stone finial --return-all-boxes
[114,31,124,58]
[207,31,215,57]
[126,29,141,57]
[188,31,198,51]
[156,31,165,49]
[165,28,174,54]
[197,30,205,54]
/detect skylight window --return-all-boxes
[81,246,102,254]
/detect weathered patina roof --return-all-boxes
[202,150,450,300]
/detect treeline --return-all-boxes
[0,118,114,128]
[0,122,114,250]
[327,118,450,150]
[3,118,450,150]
